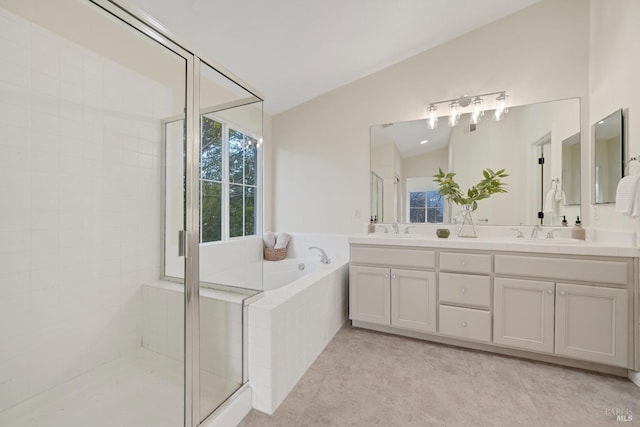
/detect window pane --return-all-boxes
[410,208,425,223]
[229,129,244,184]
[426,191,442,208]
[201,117,222,181]
[229,184,244,237]
[245,136,257,186]
[202,181,222,242]
[244,186,256,236]
[410,192,426,208]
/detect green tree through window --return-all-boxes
[201,116,259,242]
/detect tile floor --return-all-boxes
[240,324,640,426]
[0,348,240,427]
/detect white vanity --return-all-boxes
[348,232,639,376]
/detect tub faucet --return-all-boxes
[308,246,331,264]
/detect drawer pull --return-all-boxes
[461,321,468,327]
[392,273,396,279]
[559,290,566,296]
[547,289,553,295]
[460,288,467,293]
[461,260,467,267]
[384,273,389,279]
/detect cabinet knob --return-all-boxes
[461,321,468,327]
[460,288,467,293]
[392,273,396,279]
[461,260,467,267]
[559,290,566,296]
[384,273,389,279]
[547,289,553,295]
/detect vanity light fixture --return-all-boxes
[426,91,509,128]
[420,139,429,144]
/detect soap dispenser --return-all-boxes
[368,216,375,234]
[571,216,585,240]
[561,216,568,227]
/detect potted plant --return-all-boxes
[433,168,508,237]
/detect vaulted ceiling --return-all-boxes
[122,0,539,115]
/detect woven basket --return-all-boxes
[264,247,287,261]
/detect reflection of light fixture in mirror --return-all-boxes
[494,92,509,121]
[448,100,460,126]
[420,139,429,144]
[426,90,508,127]
[470,97,484,125]
[427,104,438,129]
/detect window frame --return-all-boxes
[200,113,261,244]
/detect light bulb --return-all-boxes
[427,104,438,130]
[448,100,460,127]
[494,92,509,121]
[470,97,484,125]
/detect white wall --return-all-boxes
[589,0,640,236]
[0,7,173,411]
[271,0,589,234]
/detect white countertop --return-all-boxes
[348,233,640,258]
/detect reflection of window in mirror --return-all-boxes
[409,191,444,223]
[407,177,444,223]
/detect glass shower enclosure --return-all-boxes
[0,0,263,426]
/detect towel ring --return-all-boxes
[624,156,640,174]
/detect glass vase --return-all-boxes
[457,205,477,238]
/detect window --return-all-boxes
[409,191,443,223]
[201,115,259,242]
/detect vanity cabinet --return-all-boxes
[349,240,636,372]
[349,265,436,332]
[494,255,631,368]
[555,283,628,367]
[493,278,555,353]
[349,246,437,333]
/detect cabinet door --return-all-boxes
[349,265,390,325]
[391,269,436,333]
[493,278,555,353]
[555,283,628,367]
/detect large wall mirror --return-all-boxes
[370,97,581,226]
[593,109,623,204]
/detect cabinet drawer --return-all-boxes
[439,273,491,308]
[351,246,435,269]
[439,305,491,343]
[494,255,630,285]
[440,252,491,274]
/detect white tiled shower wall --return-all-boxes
[0,8,172,411]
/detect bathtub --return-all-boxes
[249,253,349,414]
[262,258,319,291]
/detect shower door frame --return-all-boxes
[88,1,264,426]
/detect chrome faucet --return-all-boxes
[531,224,543,238]
[392,222,399,235]
[404,225,415,234]
[510,228,524,238]
[308,246,331,264]
[376,225,389,233]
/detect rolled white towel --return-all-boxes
[263,232,276,248]
[274,232,290,249]
[615,175,640,215]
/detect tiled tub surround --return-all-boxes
[249,234,350,414]
[0,8,172,413]
[349,228,640,382]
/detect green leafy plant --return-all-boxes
[433,168,508,211]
